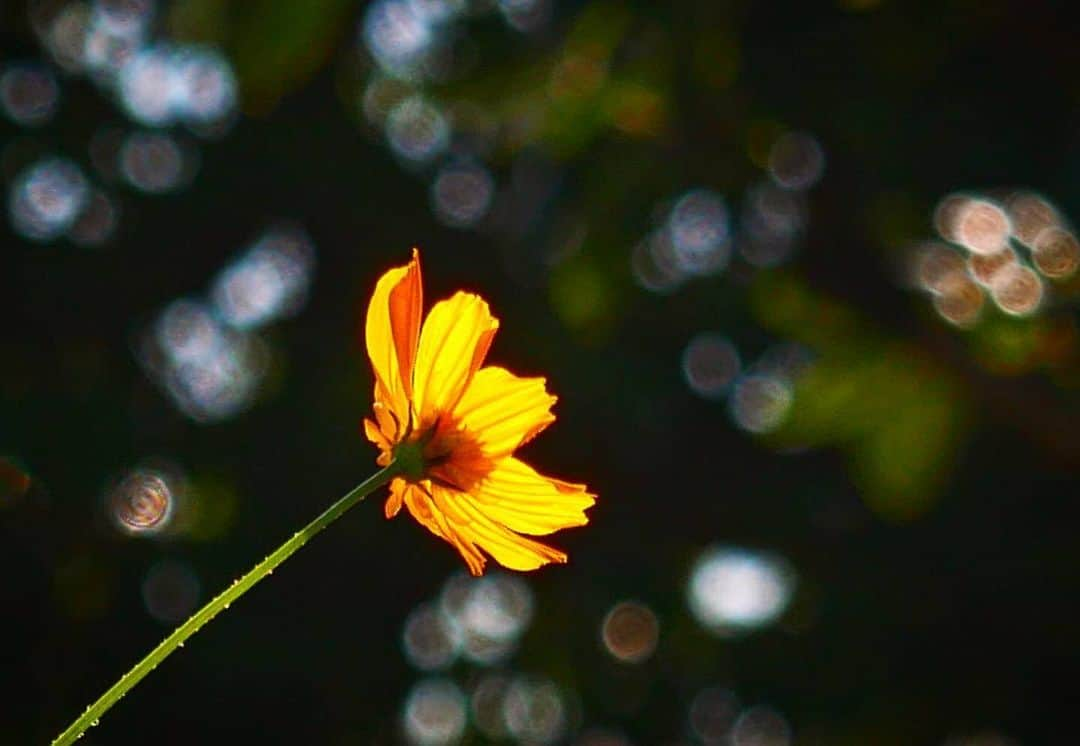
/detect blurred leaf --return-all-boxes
[550,257,618,343]
[753,273,969,520]
[229,0,355,113]
[436,3,670,158]
[168,0,230,46]
[850,357,962,520]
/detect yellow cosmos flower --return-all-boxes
[363,249,595,575]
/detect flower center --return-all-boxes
[391,417,493,491]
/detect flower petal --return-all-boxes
[385,477,407,518]
[399,457,593,575]
[363,418,387,447]
[428,483,570,573]
[413,292,499,427]
[364,419,394,466]
[452,366,557,458]
[388,249,423,399]
[372,401,399,443]
[403,482,486,575]
[462,457,594,535]
[365,251,422,428]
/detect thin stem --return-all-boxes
[52,463,400,746]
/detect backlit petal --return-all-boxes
[388,248,422,399]
[413,292,499,426]
[465,456,594,535]
[365,252,422,427]
[429,483,570,574]
[363,418,390,449]
[372,401,399,443]
[403,483,486,575]
[452,366,557,458]
[364,419,394,466]
[385,477,407,518]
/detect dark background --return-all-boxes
[3,0,1079,743]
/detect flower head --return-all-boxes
[363,249,595,575]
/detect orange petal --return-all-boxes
[452,366,557,458]
[372,401,400,443]
[388,248,422,399]
[403,483,486,575]
[385,477,407,518]
[412,292,499,427]
[363,418,390,449]
[365,252,423,428]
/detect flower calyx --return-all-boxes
[391,439,427,480]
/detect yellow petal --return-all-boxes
[365,252,422,428]
[413,292,499,426]
[398,457,593,575]
[403,483,486,575]
[452,366,557,458]
[464,457,595,535]
[429,483,569,573]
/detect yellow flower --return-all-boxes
[363,249,595,575]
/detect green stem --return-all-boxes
[52,463,400,746]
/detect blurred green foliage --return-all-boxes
[171,0,356,111]
[753,273,969,521]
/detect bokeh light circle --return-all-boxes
[431,160,494,227]
[953,199,1011,255]
[989,264,1043,316]
[683,333,741,399]
[120,131,188,193]
[932,275,984,328]
[689,687,740,744]
[0,63,60,125]
[9,158,89,241]
[731,705,792,746]
[387,95,450,162]
[667,189,731,275]
[109,469,174,534]
[403,678,467,745]
[363,0,435,78]
[913,242,966,292]
[767,131,825,190]
[600,600,659,663]
[688,546,795,634]
[967,247,1016,288]
[1006,192,1057,246]
[402,602,461,671]
[729,375,793,434]
[1031,227,1080,279]
[503,678,566,744]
